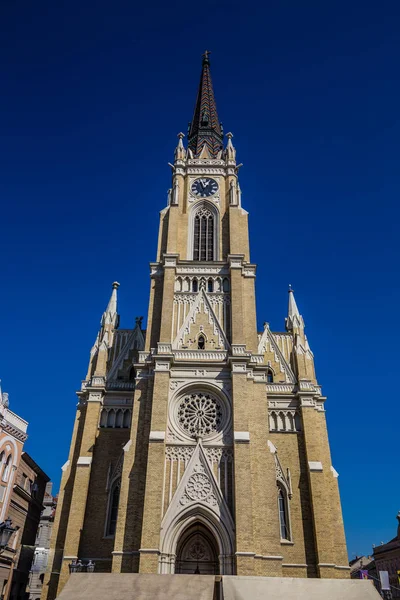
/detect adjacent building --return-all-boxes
[7,453,49,600]
[373,513,400,598]
[28,483,57,600]
[0,385,28,599]
[43,53,349,600]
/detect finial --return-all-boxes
[226,132,233,139]
[177,132,185,139]
[288,284,293,292]
[112,281,120,290]
[135,316,143,328]
[202,50,211,64]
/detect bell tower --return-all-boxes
[43,52,349,600]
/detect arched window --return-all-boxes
[267,369,274,383]
[207,278,213,292]
[192,278,198,292]
[278,486,290,540]
[123,410,131,428]
[198,335,205,350]
[193,208,214,261]
[100,409,108,428]
[278,412,286,431]
[115,410,123,428]
[107,480,121,537]
[2,455,12,483]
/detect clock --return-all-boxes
[191,178,218,198]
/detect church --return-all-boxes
[42,53,351,599]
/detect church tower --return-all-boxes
[42,53,349,600]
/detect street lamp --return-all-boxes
[0,519,18,552]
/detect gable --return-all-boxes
[173,289,229,351]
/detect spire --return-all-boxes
[285,285,305,332]
[187,51,223,158]
[101,281,120,328]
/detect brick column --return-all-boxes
[138,369,170,573]
[301,404,348,578]
[57,392,103,591]
[231,368,254,575]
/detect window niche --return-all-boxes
[106,479,121,537]
[278,485,291,541]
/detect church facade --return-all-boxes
[42,54,349,599]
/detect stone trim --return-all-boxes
[235,552,256,557]
[234,432,250,443]
[77,457,92,466]
[282,563,307,567]
[308,461,323,472]
[149,431,165,442]
[139,548,160,554]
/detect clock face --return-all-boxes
[191,178,218,198]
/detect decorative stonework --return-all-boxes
[177,393,222,438]
[165,446,194,461]
[186,473,211,500]
[179,462,217,507]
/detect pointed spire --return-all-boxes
[285,285,305,332]
[226,132,236,161]
[101,281,120,328]
[187,51,223,158]
[174,132,186,161]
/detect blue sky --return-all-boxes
[1,0,399,559]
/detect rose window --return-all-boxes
[186,473,212,501]
[177,393,222,438]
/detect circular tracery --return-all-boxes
[177,393,223,438]
[186,473,212,501]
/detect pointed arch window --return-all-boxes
[106,479,121,537]
[278,485,290,541]
[193,208,214,261]
[198,335,206,350]
[267,369,274,383]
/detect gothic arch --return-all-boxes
[176,521,219,574]
[159,505,234,574]
[187,201,220,261]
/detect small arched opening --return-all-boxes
[175,522,219,575]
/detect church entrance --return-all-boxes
[175,522,220,575]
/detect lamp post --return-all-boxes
[0,519,18,553]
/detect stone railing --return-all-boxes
[5,409,28,433]
[106,381,135,391]
[173,350,227,361]
[266,384,295,394]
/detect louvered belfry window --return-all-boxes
[193,208,214,261]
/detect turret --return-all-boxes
[285,286,316,382]
[85,282,120,380]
